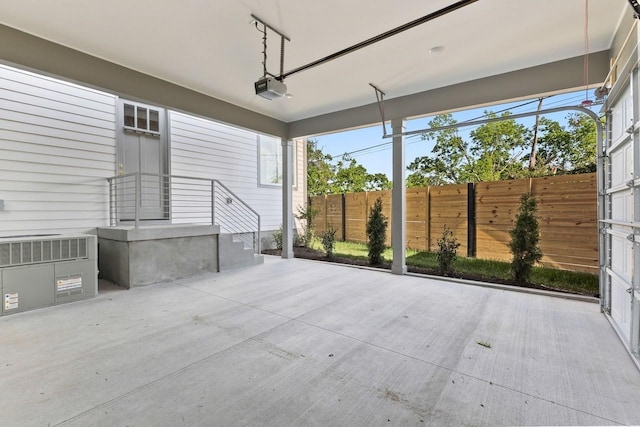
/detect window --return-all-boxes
[258,136,296,187]
[123,102,160,133]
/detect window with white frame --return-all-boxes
[258,136,296,186]
[123,102,160,134]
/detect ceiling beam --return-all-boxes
[0,23,288,138]
[288,50,610,138]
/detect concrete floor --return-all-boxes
[1,256,639,426]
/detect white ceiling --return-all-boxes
[0,0,628,123]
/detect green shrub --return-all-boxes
[436,225,460,275]
[321,228,337,258]
[509,193,543,284]
[273,226,283,250]
[295,203,319,247]
[366,197,388,265]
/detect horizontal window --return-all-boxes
[124,102,160,134]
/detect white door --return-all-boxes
[602,72,640,359]
[117,100,169,222]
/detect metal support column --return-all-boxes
[281,139,294,259]
[391,118,407,275]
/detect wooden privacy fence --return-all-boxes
[310,173,598,274]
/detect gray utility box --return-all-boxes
[0,234,97,316]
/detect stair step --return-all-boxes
[219,233,264,271]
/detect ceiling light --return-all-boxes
[429,46,444,54]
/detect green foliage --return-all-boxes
[320,228,337,258]
[365,172,393,191]
[535,113,597,175]
[332,158,370,193]
[307,139,336,196]
[366,198,388,265]
[436,226,460,275]
[406,110,597,186]
[468,112,531,181]
[408,112,531,186]
[407,114,470,186]
[295,203,319,247]
[509,193,543,284]
[404,251,598,296]
[272,226,283,250]
[302,241,597,296]
[331,157,392,193]
[308,141,392,195]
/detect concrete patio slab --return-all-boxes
[1,256,638,426]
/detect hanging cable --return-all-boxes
[254,21,269,78]
[279,34,285,79]
[328,93,590,160]
[582,0,592,106]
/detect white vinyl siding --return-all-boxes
[0,63,305,238]
[0,64,116,237]
[258,136,297,188]
[169,112,305,231]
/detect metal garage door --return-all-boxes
[601,68,640,363]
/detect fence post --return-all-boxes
[467,182,476,257]
[427,186,431,250]
[341,193,346,241]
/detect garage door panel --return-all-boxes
[611,191,633,222]
[611,274,632,339]
[610,143,633,187]
[611,231,633,282]
[610,86,632,142]
[603,72,639,360]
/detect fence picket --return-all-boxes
[309,172,597,273]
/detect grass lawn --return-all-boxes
[310,240,599,296]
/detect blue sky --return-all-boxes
[313,90,601,179]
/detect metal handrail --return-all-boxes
[106,173,261,254]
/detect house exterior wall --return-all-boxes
[0,64,116,237]
[293,138,307,231]
[170,111,306,233]
[0,64,305,239]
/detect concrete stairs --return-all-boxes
[218,233,264,271]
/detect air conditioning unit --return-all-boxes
[0,234,97,316]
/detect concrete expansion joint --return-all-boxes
[175,274,618,424]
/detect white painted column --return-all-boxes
[281,139,294,259]
[391,118,406,275]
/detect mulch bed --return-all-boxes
[262,246,587,296]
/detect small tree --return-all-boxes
[509,193,542,284]
[436,225,460,275]
[367,197,388,265]
[295,203,319,247]
[321,227,337,259]
[272,225,283,250]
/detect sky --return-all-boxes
[312,89,602,179]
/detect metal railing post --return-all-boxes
[107,177,113,226]
[105,173,260,250]
[257,217,261,254]
[211,180,216,226]
[134,173,141,228]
